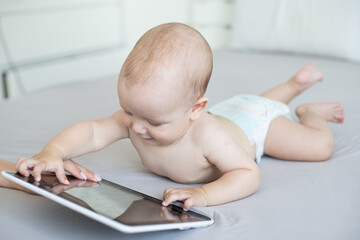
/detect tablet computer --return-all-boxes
[2,171,214,233]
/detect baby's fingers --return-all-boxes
[63,159,101,182]
[78,166,102,183]
[16,158,37,177]
[16,157,27,169]
[55,166,70,185]
[163,189,190,207]
[63,159,85,181]
[32,162,48,182]
[183,198,195,211]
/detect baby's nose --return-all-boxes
[131,119,147,134]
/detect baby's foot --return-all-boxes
[296,102,345,123]
[290,63,323,93]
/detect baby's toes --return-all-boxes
[334,111,345,123]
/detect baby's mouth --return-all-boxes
[141,135,153,141]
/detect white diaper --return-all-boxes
[208,94,290,163]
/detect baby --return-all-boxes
[15,23,344,210]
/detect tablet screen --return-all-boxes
[8,172,211,226]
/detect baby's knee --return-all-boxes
[312,137,334,161]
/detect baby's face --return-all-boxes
[118,78,192,146]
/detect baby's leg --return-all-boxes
[264,103,344,161]
[260,63,323,104]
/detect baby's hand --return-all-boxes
[16,149,101,185]
[162,187,208,211]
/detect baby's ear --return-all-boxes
[190,97,208,120]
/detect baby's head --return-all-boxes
[119,22,212,104]
[118,23,213,146]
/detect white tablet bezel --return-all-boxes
[2,171,214,233]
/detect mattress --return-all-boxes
[0,50,359,239]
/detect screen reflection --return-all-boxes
[13,173,207,225]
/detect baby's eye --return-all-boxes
[148,121,162,127]
[124,110,132,116]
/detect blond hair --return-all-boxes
[119,22,213,103]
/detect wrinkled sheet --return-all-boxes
[1,50,359,240]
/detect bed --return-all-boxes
[0,50,359,239]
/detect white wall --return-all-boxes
[0,0,234,102]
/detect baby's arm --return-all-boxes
[163,136,260,210]
[198,151,260,207]
[17,110,129,184]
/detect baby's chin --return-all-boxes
[158,138,182,147]
[144,137,181,147]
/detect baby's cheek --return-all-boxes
[152,129,181,144]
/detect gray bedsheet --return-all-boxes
[1,50,359,240]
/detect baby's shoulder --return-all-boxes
[196,112,243,149]
[195,112,255,166]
